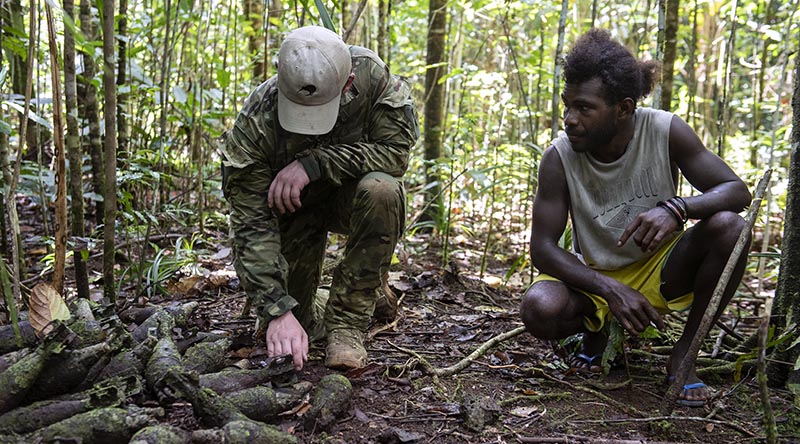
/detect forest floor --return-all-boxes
[10,201,800,444]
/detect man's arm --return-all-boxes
[531,148,665,334]
[297,75,419,185]
[617,115,751,253]
[668,115,751,216]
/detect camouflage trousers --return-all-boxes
[278,172,405,337]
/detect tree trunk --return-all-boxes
[103,0,118,301]
[377,0,390,64]
[44,4,68,296]
[79,0,105,227]
[245,0,265,82]
[63,0,90,299]
[117,0,129,156]
[767,24,800,390]
[550,0,568,139]
[421,0,447,228]
[659,0,680,110]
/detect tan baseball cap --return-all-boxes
[277,26,352,135]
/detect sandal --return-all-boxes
[570,352,603,374]
[667,376,711,407]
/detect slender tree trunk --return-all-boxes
[660,0,680,110]
[103,0,118,301]
[377,0,389,63]
[550,0,568,139]
[245,0,265,82]
[422,0,447,228]
[79,0,105,226]
[63,0,90,299]
[44,4,68,296]
[0,14,9,257]
[117,0,129,155]
[716,0,738,158]
[767,7,800,391]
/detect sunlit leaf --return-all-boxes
[28,283,71,337]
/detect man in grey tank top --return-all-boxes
[520,29,751,407]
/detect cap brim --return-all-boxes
[277,88,339,135]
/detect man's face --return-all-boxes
[561,77,619,153]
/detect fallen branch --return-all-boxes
[518,436,686,444]
[530,368,644,418]
[662,170,771,413]
[388,325,526,379]
[566,414,757,438]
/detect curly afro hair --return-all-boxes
[563,29,659,105]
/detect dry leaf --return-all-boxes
[705,423,714,432]
[482,275,503,288]
[29,283,71,337]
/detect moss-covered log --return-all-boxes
[183,337,231,375]
[199,355,295,394]
[130,424,190,444]
[0,320,37,354]
[27,341,112,401]
[191,421,297,444]
[131,302,198,342]
[163,369,250,427]
[226,381,313,422]
[29,406,163,444]
[119,304,158,325]
[132,309,175,342]
[145,335,185,404]
[302,374,352,432]
[56,374,144,402]
[0,334,67,414]
[0,381,125,434]
[96,334,158,381]
[219,420,298,444]
[0,348,32,373]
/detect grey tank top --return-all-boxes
[551,107,678,270]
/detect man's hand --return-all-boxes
[617,206,680,252]
[605,285,666,335]
[268,160,311,214]
[266,311,308,371]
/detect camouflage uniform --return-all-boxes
[221,46,419,336]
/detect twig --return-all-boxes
[518,436,687,444]
[567,415,757,437]
[431,326,526,377]
[757,295,777,444]
[662,170,771,413]
[341,0,368,43]
[530,368,645,418]
[388,326,527,379]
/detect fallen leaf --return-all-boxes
[482,275,503,288]
[705,423,714,432]
[29,283,71,337]
[509,405,539,417]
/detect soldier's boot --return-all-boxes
[373,274,397,322]
[325,328,367,370]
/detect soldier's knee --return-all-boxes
[356,173,404,209]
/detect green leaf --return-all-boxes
[216,69,230,89]
[314,0,336,33]
[0,120,11,135]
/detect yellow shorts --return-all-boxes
[533,234,693,332]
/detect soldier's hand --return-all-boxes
[266,311,308,371]
[617,206,679,252]
[269,160,310,214]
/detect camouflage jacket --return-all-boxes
[221,45,419,326]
